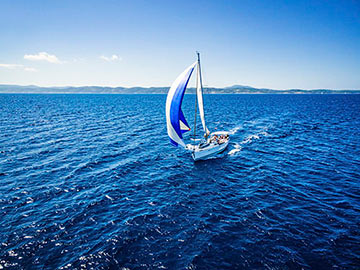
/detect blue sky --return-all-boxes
[0,0,359,89]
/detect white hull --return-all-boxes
[190,139,230,161]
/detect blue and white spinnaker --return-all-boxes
[166,62,197,147]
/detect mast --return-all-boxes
[197,51,203,90]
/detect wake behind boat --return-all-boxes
[166,52,230,161]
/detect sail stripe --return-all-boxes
[179,109,191,133]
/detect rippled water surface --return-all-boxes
[0,94,359,269]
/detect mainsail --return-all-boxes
[196,54,209,135]
[166,62,197,147]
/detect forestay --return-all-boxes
[166,62,197,147]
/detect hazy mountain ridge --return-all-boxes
[0,84,359,94]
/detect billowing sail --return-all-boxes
[196,59,209,135]
[166,62,197,147]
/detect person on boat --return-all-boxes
[210,135,217,144]
[218,135,224,144]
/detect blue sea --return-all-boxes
[0,94,359,269]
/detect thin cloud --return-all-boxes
[100,54,121,62]
[0,63,37,72]
[24,67,37,72]
[24,52,63,63]
[72,58,85,63]
[0,63,23,69]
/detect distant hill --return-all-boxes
[0,84,359,94]
[224,84,257,90]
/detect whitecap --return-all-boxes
[228,143,242,155]
[8,250,17,257]
[255,210,264,219]
[26,197,34,204]
[242,134,261,144]
[229,126,242,135]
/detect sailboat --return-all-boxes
[166,52,230,161]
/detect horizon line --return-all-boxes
[0,83,359,91]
